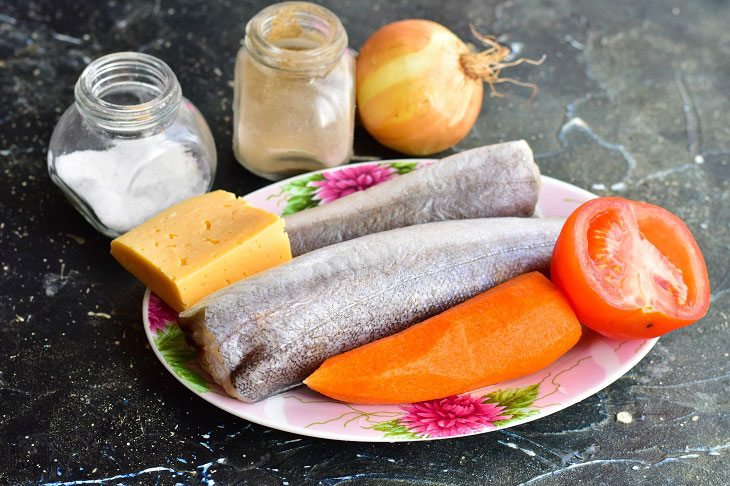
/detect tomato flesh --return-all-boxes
[586,207,688,312]
[551,198,710,339]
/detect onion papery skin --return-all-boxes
[356,20,483,156]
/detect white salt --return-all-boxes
[53,135,210,234]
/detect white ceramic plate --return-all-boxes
[143,160,658,441]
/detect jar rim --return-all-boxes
[245,1,348,74]
[74,52,182,133]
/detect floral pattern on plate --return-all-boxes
[271,160,430,215]
[147,294,210,394]
[143,161,658,442]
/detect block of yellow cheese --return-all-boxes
[111,190,291,313]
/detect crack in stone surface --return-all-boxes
[674,69,702,159]
[634,164,698,186]
[536,117,638,188]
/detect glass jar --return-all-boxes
[233,1,355,180]
[48,52,217,238]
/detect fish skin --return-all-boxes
[284,140,540,256]
[179,217,564,403]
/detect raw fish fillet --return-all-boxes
[284,140,540,256]
[179,217,564,403]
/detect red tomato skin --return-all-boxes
[550,198,710,340]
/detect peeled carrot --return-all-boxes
[304,272,582,404]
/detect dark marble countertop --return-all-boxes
[1,0,728,484]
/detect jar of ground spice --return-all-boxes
[233,1,355,180]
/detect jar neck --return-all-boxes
[74,52,182,134]
[245,1,348,75]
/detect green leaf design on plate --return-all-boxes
[385,161,420,175]
[154,324,211,394]
[483,383,541,426]
[371,419,423,440]
[484,383,540,408]
[281,173,325,216]
[493,407,540,426]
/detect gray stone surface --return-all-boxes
[0,0,728,484]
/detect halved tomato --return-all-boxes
[551,197,710,339]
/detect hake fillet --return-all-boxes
[179,217,564,403]
[284,140,541,256]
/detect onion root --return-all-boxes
[459,24,546,104]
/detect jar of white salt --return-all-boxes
[48,52,217,237]
[233,1,355,180]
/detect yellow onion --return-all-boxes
[356,20,542,156]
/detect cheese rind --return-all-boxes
[111,190,291,312]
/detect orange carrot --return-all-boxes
[304,272,582,404]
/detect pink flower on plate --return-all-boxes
[148,293,178,334]
[400,395,510,438]
[312,164,396,203]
